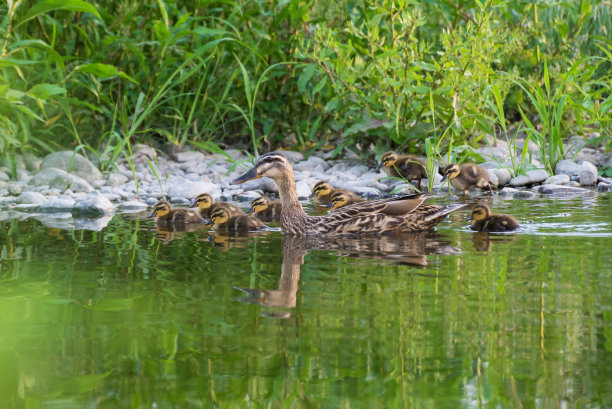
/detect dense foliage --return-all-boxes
[1,0,611,168]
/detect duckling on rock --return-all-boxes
[378,151,427,189]
[149,201,203,227]
[309,181,359,206]
[441,163,493,195]
[470,204,519,232]
[191,193,245,220]
[324,191,366,210]
[248,196,282,221]
[206,207,266,232]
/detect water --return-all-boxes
[0,194,611,408]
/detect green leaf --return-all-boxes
[17,0,101,27]
[76,63,138,84]
[298,63,316,94]
[27,83,66,99]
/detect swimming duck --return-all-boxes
[378,151,427,188]
[324,191,366,210]
[441,163,493,195]
[248,196,282,221]
[309,181,359,206]
[231,152,466,236]
[191,193,245,219]
[470,204,519,232]
[206,207,266,232]
[149,201,203,227]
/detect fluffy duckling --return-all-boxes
[441,163,493,195]
[470,204,519,232]
[309,181,359,206]
[378,151,427,188]
[248,196,282,221]
[191,193,245,220]
[149,201,202,227]
[324,191,366,210]
[206,207,266,232]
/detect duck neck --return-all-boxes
[274,170,308,227]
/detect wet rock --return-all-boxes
[509,169,549,187]
[169,197,191,206]
[17,191,46,205]
[41,151,102,183]
[40,198,76,212]
[514,190,536,199]
[118,201,148,213]
[0,171,8,181]
[494,168,512,186]
[564,181,581,187]
[29,168,94,193]
[535,184,588,196]
[174,151,205,163]
[554,159,581,177]
[221,188,243,201]
[34,213,75,230]
[499,187,519,197]
[101,193,122,202]
[107,173,129,187]
[349,186,381,199]
[597,182,611,192]
[74,215,114,231]
[12,203,41,212]
[237,190,261,202]
[544,174,570,185]
[579,161,598,186]
[72,191,115,216]
[8,183,22,195]
[167,180,222,200]
[339,179,387,192]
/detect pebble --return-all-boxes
[544,174,570,185]
[514,190,537,199]
[509,169,549,187]
[174,151,205,162]
[494,169,512,186]
[41,151,102,183]
[534,185,588,196]
[167,180,222,200]
[0,171,8,181]
[486,170,499,188]
[555,159,582,177]
[579,161,598,186]
[597,182,610,192]
[499,187,519,197]
[18,191,47,205]
[295,180,313,200]
[107,173,129,187]
[40,198,76,212]
[237,190,261,202]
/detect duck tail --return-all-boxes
[423,203,468,223]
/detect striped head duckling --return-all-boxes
[248,196,282,221]
[441,163,493,195]
[309,181,359,206]
[378,151,427,188]
[191,193,245,219]
[324,191,366,210]
[206,207,266,232]
[470,204,519,232]
[149,201,202,226]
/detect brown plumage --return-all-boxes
[324,191,366,210]
[149,201,202,227]
[231,152,467,236]
[378,151,427,188]
[191,193,245,220]
[248,196,282,221]
[441,163,493,195]
[470,204,519,232]
[309,181,359,206]
[207,207,266,232]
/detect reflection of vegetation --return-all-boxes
[0,201,611,407]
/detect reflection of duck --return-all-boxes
[191,193,245,220]
[206,207,266,232]
[309,181,359,206]
[232,152,466,236]
[149,201,202,227]
[470,204,519,232]
[248,196,282,221]
[441,163,493,195]
[472,231,517,251]
[378,151,427,188]
[324,191,366,210]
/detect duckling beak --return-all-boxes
[440,174,447,182]
[189,198,197,208]
[323,202,334,208]
[205,219,214,225]
[376,162,384,170]
[148,211,156,218]
[231,168,261,185]
[308,191,317,199]
[246,207,255,214]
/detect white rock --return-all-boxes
[514,190,536,199]
[486,169,499,188]
[175,151,205,163]
[40,198,75,212]
[474,146,510,161]
[499,187,519,197]
[17,191,47,205]
[579,161,598,186]
[41,151,102,183]
[280,151,304,163]
[295,180,313,200]
[237,190,261,202]
[8,184,22,195]
[544,174,570,185]
[494,168,512,186]
[29,168,94,193]
[74,215,113,231]
[564,181,581,187]
[535,185,588,196]
[72,191,115,216]
[0,171,8,181]
[12,203,41,212]
[91,180,106,189]
[555,159,582,177]
[107,173,129,187]
[238,177,278,193]
[597,182,611,192]
[118,201,148,213]
[167,179,222,200]
[294,156,330,172]
[509,169,549,187]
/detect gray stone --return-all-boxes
[474,146,510,161]
[295,180,312,200]
[597,182,611,192]
[101,193,122,202]
[339,179,388,191]
[17,191,46,205]
[29,168,94,193]
[34,213,75,230]
[281,151,304,163]
[40,198,75,212]
[12,203,41,212]
[0,171,8,181]
[237,190,261,202]
[350,186,381,199]
[91,180,106,189]
[536,185,588,196]
[238,177,278,194]
[555,159,581,177]
[41,151,102,183]
[499,187,519,197]
[74,215,114,231]
[22,152,42,171]
[8,183,22,195]
[167,180,222,200]
[16,170,31,182]
[509,169,549,187]
[169,197,191,206]
[72,191,115,216]
[486,169,499,188]
[145,197,158,206]
[564,181,581,187]
[294,156,330,172]
[174,151,205,163]
[515,138,539,153]
[118,201,148,213]
[544,174,570,185]
[494,168,512,186]
[579,161,598,186]
[514,190,536,199]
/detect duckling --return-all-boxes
[231,152,467,236]
[441,163,493,195]
[247,196,282,221]
[190,193,245,220]
[206,207,266,232]
[324,191,366,210]
[470,204,519,232]
[309,181,359,206]
[149,200,203,227]
[378,151,427,188]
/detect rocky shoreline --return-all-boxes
[0,139,610,230]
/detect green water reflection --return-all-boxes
[0,195,611,408]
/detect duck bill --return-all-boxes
[440,174,447,182]
[323,202,334,209]
[376,162,384,170]
[231,168,261,185]
[246,207,255,214]
[189,198,197,208]
[205,219,215,225]
[308,191,317,199]
[148,212,156,218]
